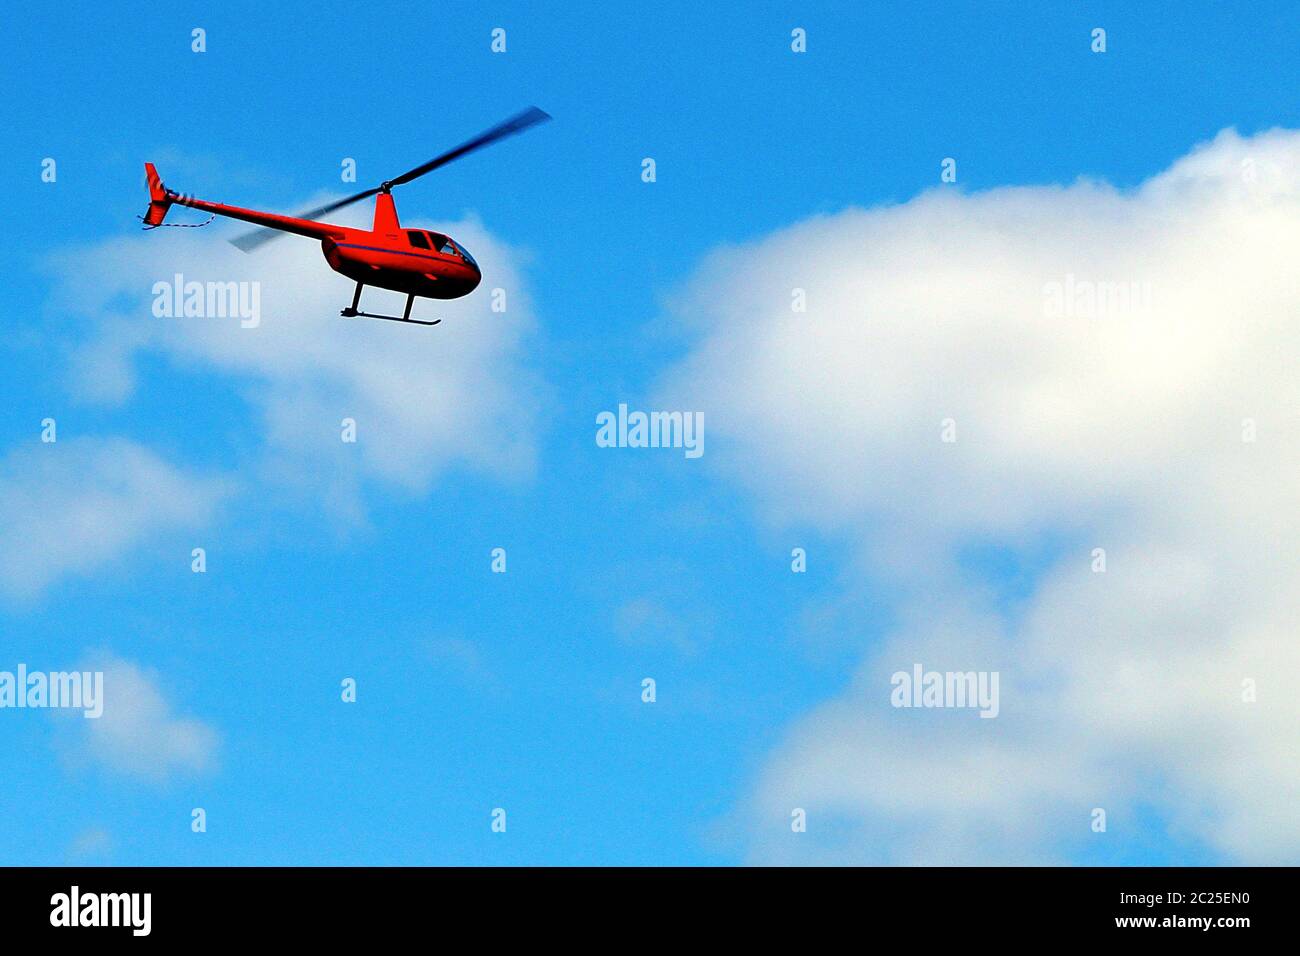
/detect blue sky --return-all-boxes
[1,2,1298,866]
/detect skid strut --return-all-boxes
[340,283,441,326]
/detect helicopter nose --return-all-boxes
[463,254,482,289]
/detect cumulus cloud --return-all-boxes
[658,128,1300,863]
[61,657,219,782]
[0,438,231,600]
[53,200,543,512]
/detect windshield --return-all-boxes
[451,241,478,269]
[424,233,478,269]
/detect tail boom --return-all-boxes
[140,161,346,243]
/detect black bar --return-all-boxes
[0,866,1282,942]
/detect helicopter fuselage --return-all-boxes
[319,191,480,299]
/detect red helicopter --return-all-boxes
[141,107,550,326]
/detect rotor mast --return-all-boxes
[373,191,401,233]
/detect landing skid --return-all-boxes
[341,283,441,326]
[341,307,441,326]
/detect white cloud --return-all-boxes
[61,657,219,782]
[54,202,544,512]
[614,596,697,654]
[658,128,1300,863]
[0,438,231,600]
[427,635,503,696]
[67,826,113,861]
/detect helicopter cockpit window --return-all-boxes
[425,233,475,267]
[407,230,430,250]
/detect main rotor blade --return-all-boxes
[291,186,383,222]
[230,186,381,251]
[230,106,551,252]
[387,106,551,188]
